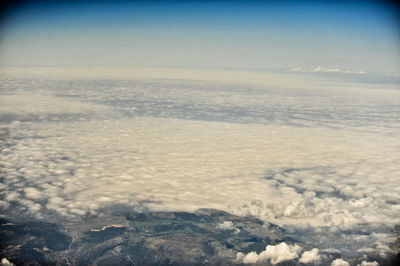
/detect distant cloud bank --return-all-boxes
[290,66,366,74]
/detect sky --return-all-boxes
[0,0,399,74]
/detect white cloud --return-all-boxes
[299,248,321,264]
[322,248,340,254]
[331,259,350,266]
[264,242,302,264]
[356,248,375,253]
[242,251,260,264]
[290,66,366,74]
[240,242,301,264]
[24,187,42,200]
[290,67,307,72]
[217,221,235,230]
[236,252,245,262]
[314,66,341,73]
[216,221,241,234]
[343,70,366,74]
[0,258,15,266]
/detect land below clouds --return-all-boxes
[0,208,398,266]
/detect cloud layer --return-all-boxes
[1,77,399,261]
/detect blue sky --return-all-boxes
[0,0,399,73]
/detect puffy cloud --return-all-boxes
[242,251,260,264]
[24,187,42,200]
[216,221,241,234]
[235,252,245,262]
[240,242,301,264]
[0,258,15,266]
[264,242,302,264]
[217,221,234,230]
[299,248,321,264]
[331,259,350,266]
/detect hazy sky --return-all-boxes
[0,0,399,73]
